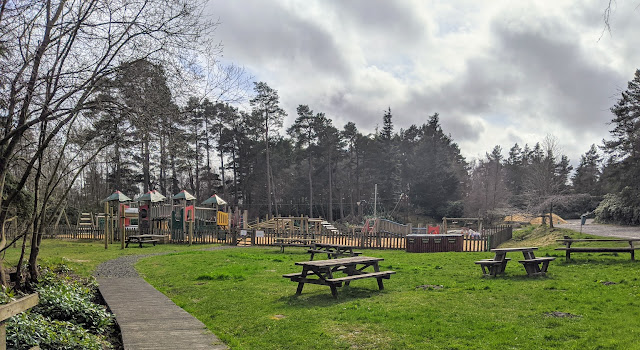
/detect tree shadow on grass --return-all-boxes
[556,255,638,266]
[277,286,385,307]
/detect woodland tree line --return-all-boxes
[71,68,640,229]
[1,0,640,288]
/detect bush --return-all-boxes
[33,270,113,334]
[595,192,640,225]
[7,312,109,350]
[552,194,601,219]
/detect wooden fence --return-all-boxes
[28,223,512,252]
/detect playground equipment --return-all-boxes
[168,190,233,244]
[135,190,166,234]
[101,190,132,249]
[442,217,483,236]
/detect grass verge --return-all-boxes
[2,239,220,277]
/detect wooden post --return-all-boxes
[188,220,193,246]
[120,204,125,250]
[104,202,109,250]
[243,210,248,229]
[0,293,39,350]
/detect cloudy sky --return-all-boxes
[206,0,640,165]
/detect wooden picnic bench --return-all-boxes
[555,238,640,261]
[283,256,395,298]
[125,234,163,248]
[274,237,319,252]
[475,247,555,277]
[308,243,362,260]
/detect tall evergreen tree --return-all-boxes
[288,105,321,217]
[250,82,286,217]
[603,69,640,192]
[381,107,394,141]
[572,144,602,195]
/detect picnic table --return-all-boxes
[555,238,640,261]
[274,237,319,252]
[282,256,395,298]
[475,247,555,277]
[125,234,164,248]
[308,243,362,260]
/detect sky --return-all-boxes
[205,0,640,165]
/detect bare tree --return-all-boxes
[0,0,224,285]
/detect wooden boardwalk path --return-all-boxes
[96,254,227,349]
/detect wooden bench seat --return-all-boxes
[282,272,304,278]
[518,257,555,276]
[326,271,395,283]
[125,239,159,248]
[279,243,313,248]
[474,259,510,277]
[556,246,640,261]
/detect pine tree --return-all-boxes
[250,82,286,217]
[572,144,602,195]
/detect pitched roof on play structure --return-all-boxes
[135,190,167,203]
[172,190,196,201]
[102,190,132,203]
[201,194,227,206]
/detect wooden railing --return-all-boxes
[0,293,39,350]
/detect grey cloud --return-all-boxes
[327,0,428,44]
[210,0,351,77]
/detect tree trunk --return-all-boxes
[340,189,344,220]
[308,154,313,217]
[265,120,272,218]
[220,148,226,197]
[0,222,7,287]
[195,126,200,199]
[143,138,150,192]
[549,203,554,229]
[232,140,238,205]
[328,156,333,222]
[15,227,29,289]
[160,132,166,194]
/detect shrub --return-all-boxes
[33,272,113,334]
[595,192,640,225]
[7,312,110,350]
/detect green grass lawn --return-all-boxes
[136,242,640,349]
[2,240,220,277]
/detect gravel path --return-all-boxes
[94,246,235,278]
[555,219,640,239]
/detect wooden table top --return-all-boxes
[274,237,317,242]
[295,256,383,267]
[491,247,538,252]
[128,234,164,239]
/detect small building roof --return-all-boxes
[102,190,132,203]
[136,190,167,203]
[172,190,196,201]
[202,194,227,206]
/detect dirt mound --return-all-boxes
[529,213,567,225]
[503,214,533,223]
